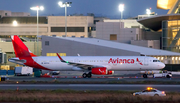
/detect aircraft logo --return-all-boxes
[108,58,143,65]
[136,58,143,65]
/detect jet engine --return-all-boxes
[91,67,114,75]
[107,70,114,75]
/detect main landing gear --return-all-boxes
[143,74,148,78]
[82,72,92,78]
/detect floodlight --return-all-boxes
[119,4,124,12]
[146,9,151,15]
[30,6,44,10]
[13,20,18,26]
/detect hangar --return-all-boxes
[41,35,180,66]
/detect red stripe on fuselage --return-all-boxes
[22,57,51,70]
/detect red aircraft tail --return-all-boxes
[11,35,36,58]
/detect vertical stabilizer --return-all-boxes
[11,35,36,58]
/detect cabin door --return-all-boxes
[144,58,148,66]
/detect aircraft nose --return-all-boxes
[160,63,165,69]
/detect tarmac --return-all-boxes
[0,84,179,92]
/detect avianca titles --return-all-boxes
[9,35,165,78]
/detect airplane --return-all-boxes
[9,35,165,78]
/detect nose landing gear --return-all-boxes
[143,74,148,78]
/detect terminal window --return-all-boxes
[51,27,84,32]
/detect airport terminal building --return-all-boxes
[0,11,94,37]
[138,0,180,53]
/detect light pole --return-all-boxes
[30,6,44,56]
[146,9,151,17]
[58,1,72,37]
[12,20,18,57]
[119,4,124,19]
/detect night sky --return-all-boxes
[0,0,168,19]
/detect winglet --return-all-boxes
[56,53,66,62]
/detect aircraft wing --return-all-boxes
[56,53,102,69]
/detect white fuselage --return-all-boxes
[9,56,165,71]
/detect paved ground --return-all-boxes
[0,84,180,92]
[5,75,179,82]
[0,76,179,91]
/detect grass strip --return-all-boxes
[0,90,179,103]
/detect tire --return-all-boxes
[87,72,92,78]
[154,94,159,96]
[143,74,148,78]
[166,75,170,78]
[82,73,87,78]
[135,94,139,96]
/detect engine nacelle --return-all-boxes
[107,70,114,75]
[91,67,114,75]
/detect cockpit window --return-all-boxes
[153,60,160,62]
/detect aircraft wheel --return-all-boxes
[166,75,171,78]
[154,94,159,96]
[82,73,87,78]
[143,74,148,78]
[87,72,92,78]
